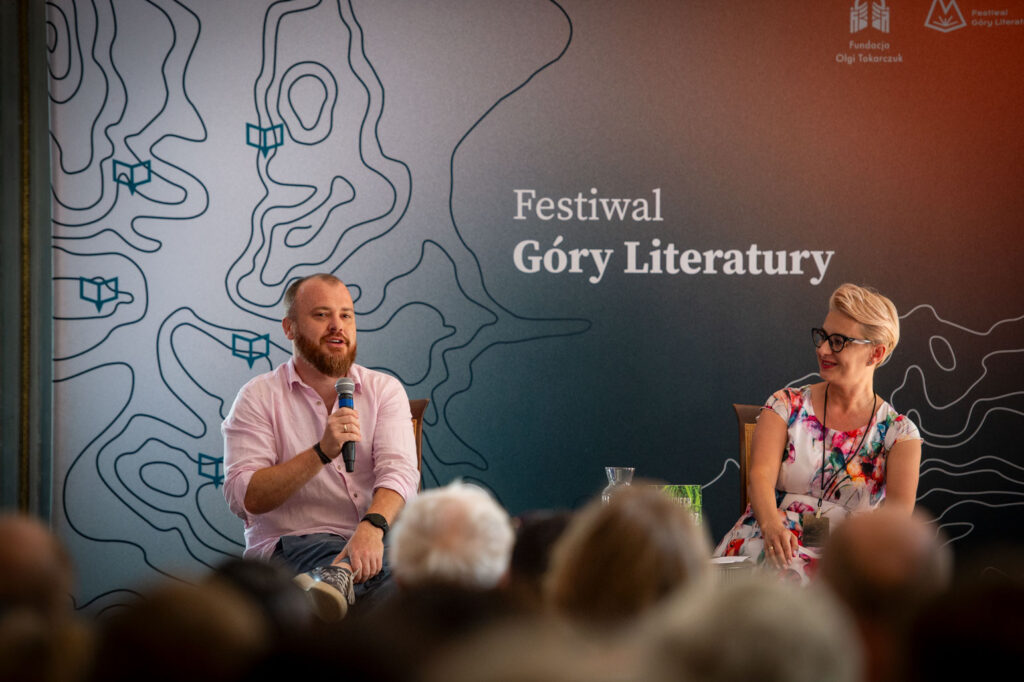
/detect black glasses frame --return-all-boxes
[811,327,873,353]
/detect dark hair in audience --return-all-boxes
[504,509,573,611]
[250,582,521,682]
[88,581,269,682]
[207,557,314,639]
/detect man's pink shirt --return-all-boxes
[222,359,419,559]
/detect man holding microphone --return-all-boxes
[222,273,419,620]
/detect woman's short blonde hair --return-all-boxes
[829,283,900,361]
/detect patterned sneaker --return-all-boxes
[294,563,355,622]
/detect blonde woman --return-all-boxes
[713,284,922,583]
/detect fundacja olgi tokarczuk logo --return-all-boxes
[850,0,891,34]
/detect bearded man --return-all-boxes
[222,273,419,620]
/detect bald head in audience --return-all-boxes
[819,509,951,682]
[820,509,951,624]
[0,513,74,620]
[0,513,92,682]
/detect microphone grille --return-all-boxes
[335,377,355,395]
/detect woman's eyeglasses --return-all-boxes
[811,328,873,353]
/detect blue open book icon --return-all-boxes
[246,123,284,156]
[79,276,119,312]
[198,453,224,488]
[232,333,270,368]
[112,160,151,194]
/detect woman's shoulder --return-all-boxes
[767,383,816,406]
[875,398,922,442]
[765,383,818,422]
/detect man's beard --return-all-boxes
[294,329,356,377]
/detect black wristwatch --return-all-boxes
[361,512,390,536]
[312,442,332,465]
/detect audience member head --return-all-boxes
[0,607,93,682]
[820,509,951,628]
[644,574,862,682]
[89,581,269,682]
[389,480,515,590]
[424,618,644,682]
[0,513,74,621]
[206,556,314,639]
[818,509,951,682]
[0,514,90,682]
[312,582,524,682]
[504,509,573,611]
[545,484,710,627]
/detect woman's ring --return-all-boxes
[344,424,349,433]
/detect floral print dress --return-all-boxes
[712,385,922,583]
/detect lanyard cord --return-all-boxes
[819,383,877,512]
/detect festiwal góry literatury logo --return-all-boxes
[924,0,967,32]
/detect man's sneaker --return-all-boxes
[294,564,355,622]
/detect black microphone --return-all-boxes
[334,377,356,472]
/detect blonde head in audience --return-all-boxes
[546,484,710,627]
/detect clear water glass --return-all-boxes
[602,466,635,503]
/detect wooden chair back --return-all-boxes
[409,398,429,488]
[732,403,761,513]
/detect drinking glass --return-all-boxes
[602,466,635,503]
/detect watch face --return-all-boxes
[364,513,388,534]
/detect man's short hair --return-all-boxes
[389,481,514,590]
[283,273,345,319]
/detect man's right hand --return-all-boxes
[320,407,361,460]
[243,407,363,515]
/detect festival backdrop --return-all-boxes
[46,0,1023,613]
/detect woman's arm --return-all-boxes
[883,439,922,514]
[747,410,797,567]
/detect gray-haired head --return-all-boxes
[389,481,514,590]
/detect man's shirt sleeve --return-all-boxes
[368,374,420,503]
[222,379,279,523]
